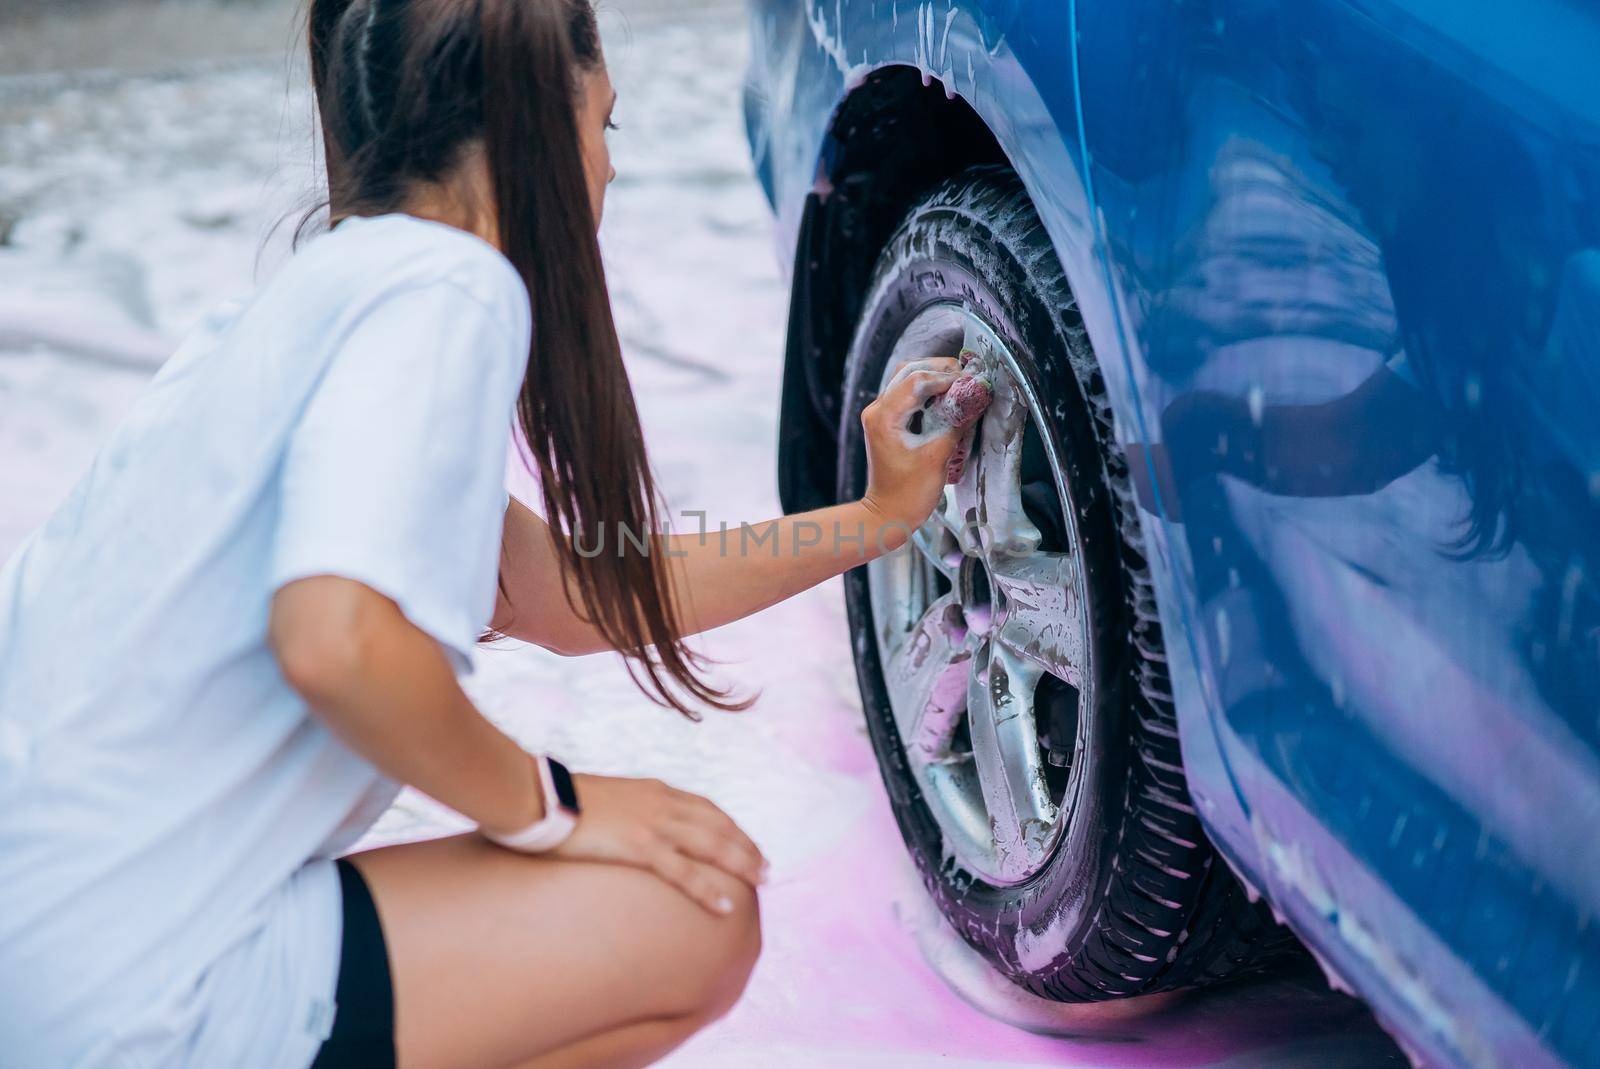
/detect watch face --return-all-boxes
[547,758,580,815]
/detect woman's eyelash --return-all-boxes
[606,118,621,131]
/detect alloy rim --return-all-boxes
[866,303,1094,887]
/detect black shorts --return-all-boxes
[310,858,397,1069]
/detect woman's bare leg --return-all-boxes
[509,1016,717,1069]
[347,833,760,1069]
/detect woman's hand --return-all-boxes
[549,773,767,916]
[860,356,965,538]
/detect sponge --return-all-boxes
[920,349,994,483]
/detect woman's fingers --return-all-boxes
[883,368,959,413]
[666,791,767,878]
[882,356,959,394]
[635,787,768,913]
[647,843,749,916]
[665,816,766,887]
[863,375,951,435]
[553,775,765,915]
[670,790,765,856]
[882,362,959,406]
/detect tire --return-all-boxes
[836,165,1296,1000]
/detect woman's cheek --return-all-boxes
[587,147,611,226]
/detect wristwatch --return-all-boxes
[482,754,581,853]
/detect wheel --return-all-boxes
[837,166,1295,1000]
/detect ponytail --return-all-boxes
[307,0,356,189]
[306,0,744,717]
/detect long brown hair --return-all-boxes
[306,0,739,717]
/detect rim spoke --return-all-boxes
[909,511,963,580]
[991,552,1087,687]
[944,465,986,557]
[883,594,973,761]
[932,483,966,538]
[967,642,1058,879]
[970,387,1040,559]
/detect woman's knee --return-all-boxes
[686,880,762,1025]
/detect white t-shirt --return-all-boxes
[0,214,531,1069]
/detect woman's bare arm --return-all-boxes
[270,575,546,834]
[491,497,904,654]
[493,359,968,656]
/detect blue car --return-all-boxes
[743,3,1600,1066]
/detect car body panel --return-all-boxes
[744,1,1099,372]
[1074,3,1600,1065]
[744,3,1600,1066]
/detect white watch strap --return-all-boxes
[482,756,578,854]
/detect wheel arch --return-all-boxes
[775,67,1009,514]
[773,50,1112,502]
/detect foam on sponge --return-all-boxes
[920,349,993,483]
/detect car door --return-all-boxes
[1073,1,1600,1064]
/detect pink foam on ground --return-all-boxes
[664,790,1397,1069]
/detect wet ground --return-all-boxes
[0,2,1407,1065]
